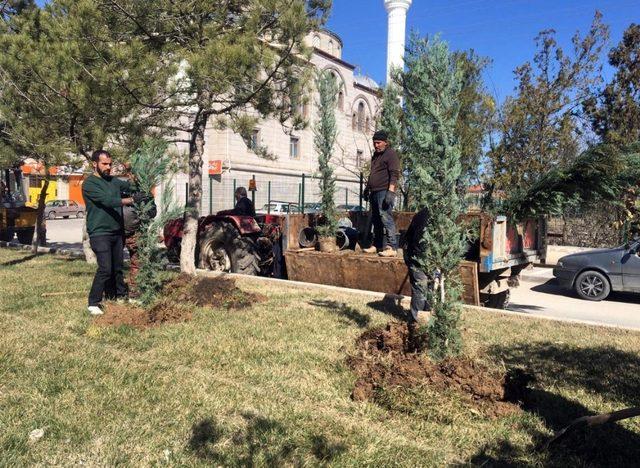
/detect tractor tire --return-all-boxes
[16,227,35,245]
[198,221,260,275]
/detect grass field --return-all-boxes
[2,248,640,466]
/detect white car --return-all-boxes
[256,201,300,214]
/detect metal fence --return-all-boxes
[186,171,368,215]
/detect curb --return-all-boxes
[196,269,640,332]
[0,240,85,258]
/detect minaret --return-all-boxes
[384,0,412,83]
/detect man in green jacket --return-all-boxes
[82,150,135,315]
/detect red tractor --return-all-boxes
[163,213,281,276]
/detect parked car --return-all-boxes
[256,201,300,214]
[553,238,640,301]
[303,202,322,214]
[44,200,84,219]
[336,204,365,212]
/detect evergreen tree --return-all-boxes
[129,139,183,305]
[379,82,406,206]
[488,13,609,193]
[401,34,465,360]
[313,70,339,236]
[584,24,640,146]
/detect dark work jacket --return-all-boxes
[404,207,429,267]
[233,197,255,217]
[367,147,401,192]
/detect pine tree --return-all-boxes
[313,70,339,237]
[129,139,183,306]
[401,34,465,360]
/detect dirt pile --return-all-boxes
[94,275,265,330]
[348,322,533,418]
[94,301,192,330]
[164,274,266,309]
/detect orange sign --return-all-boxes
[248,178,257,191]
[208,160,222,175]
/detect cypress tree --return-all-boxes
[401,35,465,360]
[129,139,183,305]
[313,70,339,237]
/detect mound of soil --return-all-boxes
[348,322,533,418]
[163,274,266,309]
[94,301,192,330]
[93,275,265,330]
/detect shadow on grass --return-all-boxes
[467,389,640,466]
[366,294,408,321]
[188,413,346,464]
[0,253,39,266]
[488,342,640,407]
[309,299,371,328]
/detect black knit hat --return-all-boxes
[372,130,388,141]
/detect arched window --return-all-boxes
[328,40,334,55]
[312,35,320,48]
[365,117,370,133]
[352,113,357,130]
[357,102,365,132]
[337,91,344,111]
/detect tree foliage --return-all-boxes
[584,23,640,146]
[313,70,339,236]
[453,50,494,187]
[488,13,609,192]
[129,139,183,306]
[401,34,465,360]
[503,142,640,239]
[102,0,330,273]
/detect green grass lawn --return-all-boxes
[2,248,640,466]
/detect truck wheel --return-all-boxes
[16,227,35,245]
[48,211,56,220]
[575,270,610,301]
[484,290,510,309]
[198,221,260,275]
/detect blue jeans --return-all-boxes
[371,190,397,249]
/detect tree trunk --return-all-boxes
[179,110,207,274]
[31,170,50,253]
[82,217,96,264]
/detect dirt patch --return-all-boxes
[348,322,533,418]
[163,274,266,309]
[94,275,265,330]
[94,301,192,330]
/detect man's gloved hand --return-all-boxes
[132,192,147,205]
[382,190,396,210]
[363,187,370,202]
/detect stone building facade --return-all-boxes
[166,30,381,214]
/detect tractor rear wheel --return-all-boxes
[198,221,260,275]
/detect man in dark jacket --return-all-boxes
[82,150,134,315]
[232,187,255,216]
[363,130,401,257]
[403,207,431,323]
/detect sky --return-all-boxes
[326,0,640,103]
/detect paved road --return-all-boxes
[46,218,83,251]
[508,278,640,330]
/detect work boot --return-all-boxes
[378,247,397,257]
[87,305,104,316]
[362,246,378,254]
[413,310,431,325]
